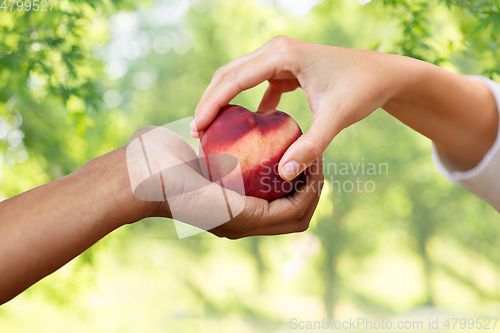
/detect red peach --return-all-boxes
[199,105,303,201]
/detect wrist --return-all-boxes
[76,147,166,228]
[382,54,431,107]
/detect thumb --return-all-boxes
[278,113,340,181]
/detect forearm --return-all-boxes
[0,147,147,304]
[382,56,499,170]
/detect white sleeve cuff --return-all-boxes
[431,75,500,212]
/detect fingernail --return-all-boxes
[282,161,299,181]
[190,117,197,130]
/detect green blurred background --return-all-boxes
[1,0,500,332]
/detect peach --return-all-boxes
[199,105,303,201]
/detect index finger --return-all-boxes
[190,51,282,134]
[196,45,269,112]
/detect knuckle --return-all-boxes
[300,137,324,160]
[270,35,293,46]
[213,65,226,79]
[270,36,296,60]
[300,205,309,219]
[298,206,308,220]
[295,220,310,233]
[223,70,240,84]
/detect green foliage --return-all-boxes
[0,0,140,180]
